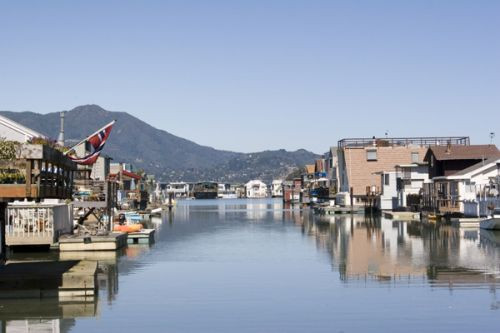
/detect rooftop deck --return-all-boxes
[337,136,470,149]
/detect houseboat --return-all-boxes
[167,182,189,198]
[271,180,283,197]
[193,182,218,199]
[245,180,268,198]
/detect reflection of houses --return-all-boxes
[337,137,468,206]
[245,180,267,198]
[305,214,500,283]
[422,145,500,215]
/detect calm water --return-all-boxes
[2,198,500,332]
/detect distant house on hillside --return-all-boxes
[0,114,46,142]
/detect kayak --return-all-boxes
[114,224,143,233]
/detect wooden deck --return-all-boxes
[127,229,155,244]
[59,233,128,251]
[0,260,97,299]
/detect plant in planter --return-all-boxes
[0,172,26,184]
[0,138,19,160]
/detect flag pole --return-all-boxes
[64,120,116,155]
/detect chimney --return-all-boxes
[57,111,65,147]
[446,140,451,154]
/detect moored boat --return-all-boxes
[480,208,500,230]
[193,182,218,199]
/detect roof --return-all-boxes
[424,145,499,162]
[122,170,141,180]
[305,165,315,174]
[0,114,46,141]
[449,157,500,178]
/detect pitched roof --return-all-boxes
[0,114,46,141]
[451,157,500,178]
[424,145,499,162]
[305,165,315,174]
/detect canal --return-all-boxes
[1,198,500,332]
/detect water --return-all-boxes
[2,198,500,332]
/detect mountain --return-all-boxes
[0,105,320,183]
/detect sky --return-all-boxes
[0,0,499,154]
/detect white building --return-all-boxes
[0,114,46,142]
[166,182,189,197]
[432,157,500,216]
[245,180,268,198]
[378,171,398,210]
[378,163,429,211]
[271,180,283,197]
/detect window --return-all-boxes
[366,149,377,161]
[411,152,419,163]
[384,174,390,186]
[430,155,434,167]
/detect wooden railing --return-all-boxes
[0,144,76,200]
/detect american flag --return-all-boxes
[67,120,115,165]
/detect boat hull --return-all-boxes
[479,217,500,230]
[194,192,218,199]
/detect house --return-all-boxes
[0,115,75,251]
[282,178,302,204]
[271,180,283,197]
[245,180,268,198]
[337,137,469,205]
[167,182,189,198]
[325,146,338,195]
[424,144,500,178]
[422,144,500,214]
[377,163,429,210]
[424,157,500,216]
[0,114,46,142]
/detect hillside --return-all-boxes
[0,105,319,183]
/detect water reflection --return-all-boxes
[2,199,500,332]
[304,213,500,285]
[0,243,154,332]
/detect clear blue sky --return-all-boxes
[1,0,499,153]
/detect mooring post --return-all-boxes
[168,192,173,211]
[0,202,7,265]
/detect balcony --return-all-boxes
[0,144,76,200]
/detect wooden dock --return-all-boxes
[384,211,420,221]
[314,206,365,215]
[0,260,97,299]
[59,233,128,251]
[450,217,481,228]
[127,229,155,244]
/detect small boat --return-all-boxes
[480,208,500,230]
[151,207,162,214]
[114,224,143,233]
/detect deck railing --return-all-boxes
[6,204,73,246]
[0,144,76,200]
[337,137,469,149]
